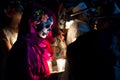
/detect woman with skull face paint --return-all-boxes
[5,2,54,80]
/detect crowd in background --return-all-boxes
[0,0,120,80]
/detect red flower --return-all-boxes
[41,14,48,22]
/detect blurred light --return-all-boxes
[65,20,74,29]
[56,59,66,72]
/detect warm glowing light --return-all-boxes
[56,59,66,72]
[65,20,74,29]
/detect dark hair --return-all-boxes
[4,1,24,14]
[0,0,24,29]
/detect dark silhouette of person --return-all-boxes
[66,0,119,80]
[67,27,116,80]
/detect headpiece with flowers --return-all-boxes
[32,8,45,22]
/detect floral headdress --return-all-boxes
[32,8,45,22]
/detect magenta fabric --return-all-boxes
[25,34,53,80]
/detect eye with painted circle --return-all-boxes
[45,24,50,28]
[45,24,51,31]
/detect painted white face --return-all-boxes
[37,16,53,38]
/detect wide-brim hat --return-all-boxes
[70,2,89,17]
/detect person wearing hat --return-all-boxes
[62,2,90,80]
[66,2,90,45]
[66,1,117,80]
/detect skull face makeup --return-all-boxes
[36,15,53,38]
[29,3,54,38]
